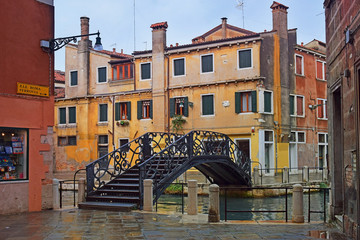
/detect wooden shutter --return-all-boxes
[69,107,76,124]
[296,96,303,116]
[202,95,214,115]
[296,55,302,75]
[170,98,175,117]
[149,100,153,119]
[290,95,294,115]
[264,91,272,113]
[126,102,131,120]
[115,102,120,121]
[316,61,323,79]
[251,91,257,112]
[317,99,323,118]
[235,92,241,113]
[59,108,66,124]
[183,97,189,117]
[137,101,142,119]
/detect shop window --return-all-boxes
[58,106,76,125]
[170,97,189,117]
[290,95,304,117]
[235,91,257,113]
[140,63,151,80]
[173,58,185,76]
[137,100,153,119]
[97,67,107,83]
[58,136,77,146]
[98,135,108,158]
[115,102,131,121]
[112,64,134,81]
[238,49,252,69]
[70,70,78,86]
[316,60,326,80]
[99,104,108,122]
[295,54,304,75]
[201,54,214,73]
[0,128,28,181]
[201,94,214,116]
[317,98,328,120]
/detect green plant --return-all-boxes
[164,184,183,194]
[171,115,186,133]
[119,120,129,126]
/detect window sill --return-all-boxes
[317,118,328,121]
[57,124,77,128]
[140,78,152,81]
[0,180,29,184]
[295,73,305,78]
[201,114,215,117]
[316,78,327,82]
[97,122,108,126]
[260,112,273,115]
[290,115,305,118]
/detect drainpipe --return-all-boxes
[166,54,170,134]
[112,95,115,151]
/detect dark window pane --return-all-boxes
[70,71,78,86]
[98,146,108,158]
[125,65,129,78]
[59,108,66,124]
[201,55,213,73]
[239,49,252,68]
[112,67,117,80]
[99,135,108,144]
[141,63,151,79]
[119,65,123,79]
[99,104,108,122]
[115,102,120,121]
[290,95,295,115]
[68,136,77,145]
[98,67,107,83]
[298,132,305,143]
[264,91,272,113]
[68,107,76,124]
[130,64,134,78]
[202,95,214,115]
[265,131,273,142]
[58,137,67,146]
[174,58,185,76]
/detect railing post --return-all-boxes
[53,178,60,210]
[303,166,309,182]
[187,132,193,158]
[253,167,260,185]
[282,167,289,183]
[143,179,153,212]
[78,178,86,204]
[187,180,198,215]
[292,184,304,223]
[208,184,220,222]
[143,134,151,161]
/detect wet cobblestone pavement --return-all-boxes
[0,208,350,240]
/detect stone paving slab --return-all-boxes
[0,208,351,240]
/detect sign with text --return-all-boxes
[17,82,49,97]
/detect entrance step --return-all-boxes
[78,201,136,212]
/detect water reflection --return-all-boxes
[156,191,329,222]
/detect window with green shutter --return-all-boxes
[238,49,252,69]
[70,71,78,86]
[140,63,151,80]
[68,107,76,124]
[98,67,107,83]
[170,97,189,117]
[99,104,108,122]
[290,95,294,115]
[201,54,213,73]
[59,107,66,124]
[137,100,152,119]
[235,91,257,113]
[173,58,185,76]
[264,91,272,113]
[202,94,214,115]
[115,102,131,121]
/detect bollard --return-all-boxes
[303,166,309,182]
[282,167,289,183]
[208,184,220,222]
[187,180,198,215]
[253,167,260,185]
[143,179,153,212]
[292,184,304,223]
[53,178,60,210]
[78,178,86,204]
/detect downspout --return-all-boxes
[166,54,170,134]
[112,95,115,151]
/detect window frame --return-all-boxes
[315,60,326,81]
[97,135,109,158]
[173,57,186,77]
[201,93,215,117]
[97,66,108,84]
[98,103,108,123]
[200,53,214,74]
[317,132,328,168]
[317,98,328,120]
[112,63,134,81]
[259,90,273,114]
[115,102,131,121]
[58,106,76,126]
[235,91,257,114]
[69,70,78,87]
[140,62,152,81]
[237,48,253,70]
[290,94,305,117]
[294,54,304,76]
[118,138,130,151]
[170,96,189,117]
[58,136,77,146]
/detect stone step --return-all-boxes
[86,195,139,202]
[78,201,136,211]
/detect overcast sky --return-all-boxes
[54,0,325,71]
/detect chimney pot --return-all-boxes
[176,43,179,47]
[80,16,90,40]
[113,48,116,53]
[121,49,123,54]
[170,44,173,47]
[221,17,227,39]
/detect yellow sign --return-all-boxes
[17,82,49,97]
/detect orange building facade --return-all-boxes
[0,0,55,214]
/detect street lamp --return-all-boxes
[40,30,103,52]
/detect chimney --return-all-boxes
[221,17,227,39]
[80,17,90,40]
[113,48,116,53]
[270,1,289,39]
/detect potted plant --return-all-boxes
[171,115,186,133]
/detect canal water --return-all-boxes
[156,190,329,222]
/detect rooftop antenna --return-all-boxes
[236,0,245,28]
[134,0,136,51]
[143,41,147,51]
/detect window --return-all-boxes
[140,63,151,80]
[115,102,131,121]
[0,128,28,181]
[70,70,78,86]
[259,130,274,174]
[97,67,107,83]
[317,98,328,119]
[58,106,76,125]
[170,97,189,117]
[316,60,326,80]
[318,133,328,169]
[119,138,129,152]
[98,135,108,158]
[235,91,257,113]
[112,64,134,80]
[201,94,214,116]
[295,54,304,75]
[290,95,305,117]
[201,54,214,73]
[259,90,272,113]
[238,49,252,69]
[99,104,108,122]
[137,100,152,119]
[173,58,185,76]
[288,131,305,172]
[58,136,77,146]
